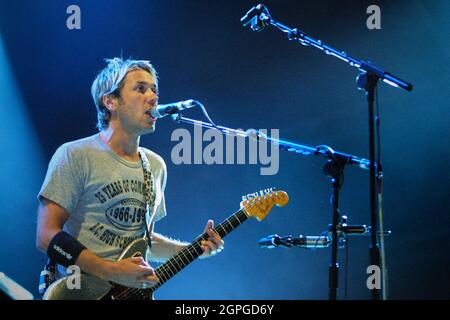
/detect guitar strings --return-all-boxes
[112,215,239,300]
[113,195,276,300]
[112,195,274,300]
[112,237,207,300]
[112,211,246,300]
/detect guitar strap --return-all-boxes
[138,149,157,248]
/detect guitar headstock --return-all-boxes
[240,188,289,221]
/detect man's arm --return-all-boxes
[148,232,189,262]
[36,198,158,289]
[148,220,224,262]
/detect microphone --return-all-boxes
[258,234,284,248]
[240,4,266,27]
[150,99,198,119]
[259,234,331,249]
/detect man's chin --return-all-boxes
[142,125,156,134]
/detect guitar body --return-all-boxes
[43,238,154,300]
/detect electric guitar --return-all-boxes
[43,189,289,300]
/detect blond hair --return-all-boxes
[91,57,158,131]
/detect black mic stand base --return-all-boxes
[357,71,382,300]
[323,157,345,300]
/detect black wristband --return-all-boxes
[47,231,86,267]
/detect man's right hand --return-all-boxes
[106,256,159,289]
[37,198,159,290]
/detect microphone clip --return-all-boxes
[274,235,296,248]
[240,4,271,32]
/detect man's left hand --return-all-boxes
[199,220,224,259]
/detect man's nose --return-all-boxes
[146,91,158,104]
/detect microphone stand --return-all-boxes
[259,217,392,298]
[239,4,413,300]
[324,152,344,300]
[170,114,369,300]
[172,112,394,299]
[259,217,391,250]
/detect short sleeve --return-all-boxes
[153,192,167,222]
[37,143,84,214]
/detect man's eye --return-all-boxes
[137,85,146,93]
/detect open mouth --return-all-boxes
[145,109,157,120]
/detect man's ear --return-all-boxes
[102,94,117,112]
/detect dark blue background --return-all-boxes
[0,0,449,299]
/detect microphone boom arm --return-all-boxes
[171,113,371,171]
[242,4,413,91]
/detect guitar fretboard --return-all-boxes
[150,208,249,291]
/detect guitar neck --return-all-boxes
[150,208,249,291]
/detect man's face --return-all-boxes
[114,69,159,134]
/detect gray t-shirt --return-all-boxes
[38,133,167,262]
